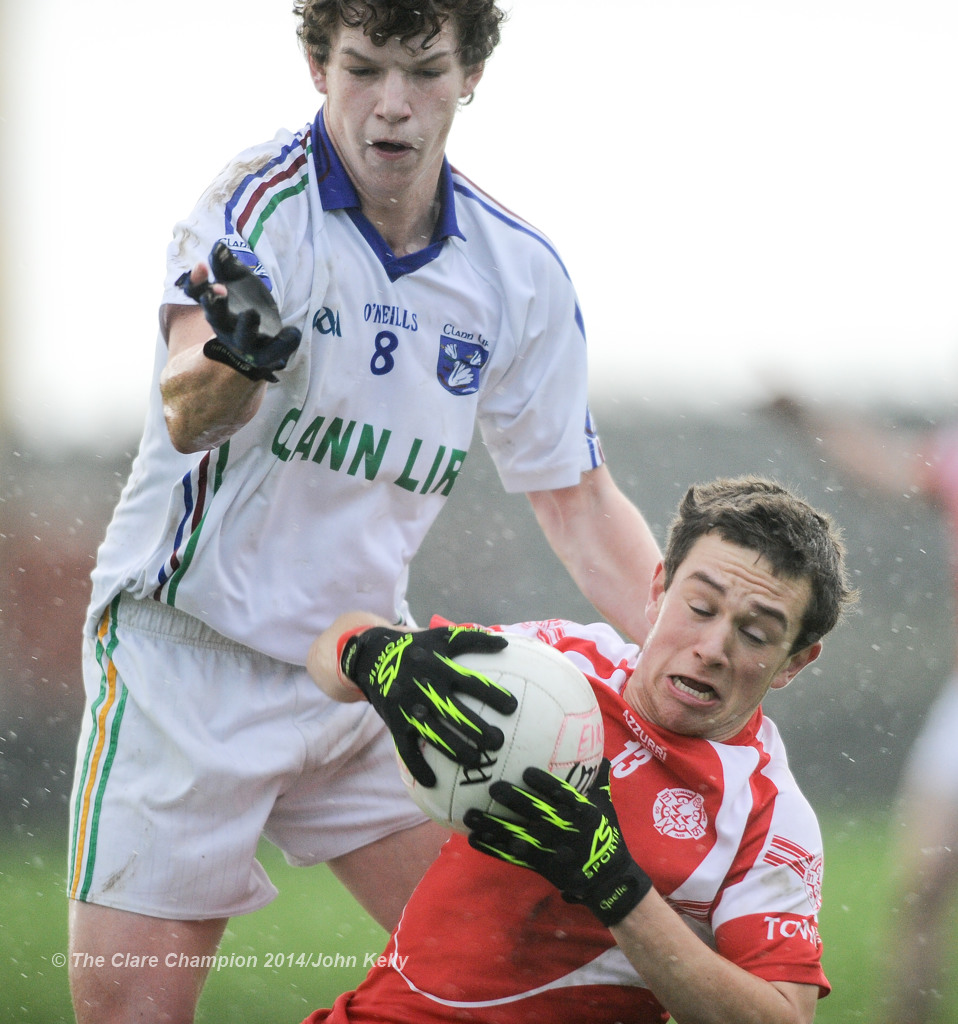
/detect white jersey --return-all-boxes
[87,109,604,665]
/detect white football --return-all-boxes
[397,633,605,834]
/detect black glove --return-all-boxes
[340,625,516,787]
[176,241,301,382]
[464,758,652,927]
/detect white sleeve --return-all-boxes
[158,129,309,315]
[477,246,604,493]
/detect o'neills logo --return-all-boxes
[621,708,668,762]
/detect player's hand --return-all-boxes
[464,758,652,927]
[176,241,301,382]
[339,625,516,787]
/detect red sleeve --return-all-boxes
[715,912,830,996]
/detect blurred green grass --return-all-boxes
[2,810,956,1022]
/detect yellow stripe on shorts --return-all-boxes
[69,597,128,901]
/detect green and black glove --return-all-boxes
[339,625,516,787]
[464,758,652,927]
[177,241,301,382]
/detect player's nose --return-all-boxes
[693,620,731,667]
[376,70,412,121]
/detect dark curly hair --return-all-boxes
[293,0,505,68]
[662,476,857,654]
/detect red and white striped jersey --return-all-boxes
[306,619,829,1024]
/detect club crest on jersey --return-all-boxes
[216,235,274,291]
[803,853,824,911]
[437,336,487,395]
[652,787,708,840]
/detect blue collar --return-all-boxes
[311,107,464,280]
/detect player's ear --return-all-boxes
[308,53,329,95]
[645,562,667,628]
[460,62,485,101]
[769,640,822,691]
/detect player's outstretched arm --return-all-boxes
[160,245,301,453]
[769,395,936,501]
[161,287,267,453]
[527,464,661,646]
[466,761,818,1024]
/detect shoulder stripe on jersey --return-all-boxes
[247,178,310,249]
[238,151,310,243]
[223,133,312,244]
[764,835,816,880]
[153,443,230,605]
[69,597,129,901]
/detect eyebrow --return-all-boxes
[339,46,453,65]
[688,570,790,631]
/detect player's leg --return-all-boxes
[881,795,958,1023]
[878,678,958,1023]
[265,672,449,932]
[327,820,451,931]
[68,600,306,1021]
[69,902,227,1024]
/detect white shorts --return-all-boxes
[900,675,958,802]
[68,595,426,920]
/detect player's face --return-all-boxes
[311,23,483,212]
[624,534,821,741]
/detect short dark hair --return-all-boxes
[663,476,857,654]
[293,0,505,68]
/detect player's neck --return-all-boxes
[351,163,444,257]
[361,192,441,257]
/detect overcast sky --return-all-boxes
[4,0,958,446]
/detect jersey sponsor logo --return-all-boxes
[621,709,668,763]
[652,787,708,840]
[216,235,273,289]
[437,333,489,396]
[763,914,822,949]
[764,836,824,912]
[363,303,419,331]
[271,408,467,496]
[313,306,342,337]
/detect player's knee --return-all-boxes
[68,900,224,1024]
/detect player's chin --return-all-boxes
[659,693,724,736]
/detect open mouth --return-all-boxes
[671,676,717,703]
[371,141,412,154]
